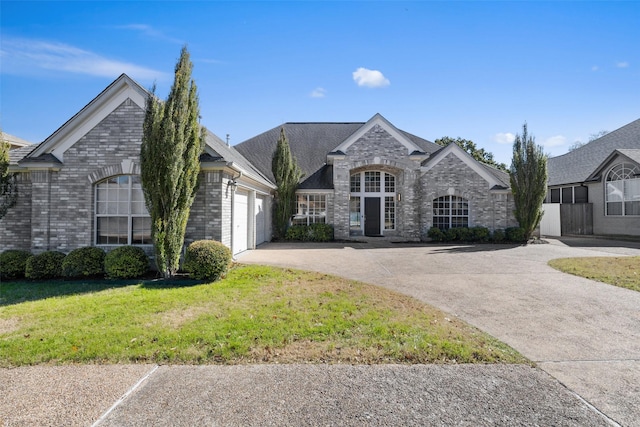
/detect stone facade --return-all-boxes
[332,125,425,240]
[328,124,516,241]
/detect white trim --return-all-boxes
[29,75,147,162]
[333,113,424,155]
[421,143,502,189]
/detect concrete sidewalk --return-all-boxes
[1,364,611,426]
[2,237,638,426]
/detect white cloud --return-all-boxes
[542,135,567,148]
[616,61,629,68]
[0,37,168,82]
[352,67,390,88]
[310,87,327,98]
[493,132,515,144]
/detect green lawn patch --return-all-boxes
[549,256,640,292]
[0,265,526,367]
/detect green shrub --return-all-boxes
[444,227,459,242]
[309,223,334,242]
[61,247,106,279]
[183,240,232,281]
[285,223,334,242]
[427,227,445,242]
[491,229,506,243]
[506,227,527,243]
[25,251,66,280]
[104,246,149,279]
[285,224,307,241]
[0,250,33,280]
[470,227,490,242]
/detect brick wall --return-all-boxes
[419,153,516,238]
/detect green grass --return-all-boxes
[549,256,640,292]
[0,265,526,367]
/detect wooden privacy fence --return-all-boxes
[560,203,593,235]
[541,203,593,236]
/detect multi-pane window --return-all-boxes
[385,174,395,193]
[293,194,327,225]
[384,196,395,230]
[433,195,469,230]
[364,171,380,192]
[606,163,640,216]
[350,174,361,193]
[96,175,151,245]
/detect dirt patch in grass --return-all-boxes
[0,317,20,335]
[549,256,640,292]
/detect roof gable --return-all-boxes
[26,74,148,163]
[421,143,505,189]
[332,113,426,155]
[586,149,640,182]
[548,117,640,186]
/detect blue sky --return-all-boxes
[1,1,639,165]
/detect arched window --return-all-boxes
[95,175,151,244]
[433,195,469,229]
[606,163,640,216]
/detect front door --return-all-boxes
[364,197,381,236]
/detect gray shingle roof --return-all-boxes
[233,122,441,188]
[548,117,640,186]
[8,143,39,165]
[203,129,274,188]
[234,123,364,184]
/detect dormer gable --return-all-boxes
[331,113,426,156]
[421,143,505,189]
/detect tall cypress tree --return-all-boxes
[271,127,303,239]
[141,46,203,278]
[509,123,548,240]
[0,136,17,220]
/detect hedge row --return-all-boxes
[1,240,232,282]
[427,226,527,243]
[285,223,334,242]
[0,246,149,280]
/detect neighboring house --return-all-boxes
[235,114,516,241]
[546,118,640,237]
[2,132,32,150]
[0,74,274,256]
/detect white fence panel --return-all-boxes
[540,203,561,237]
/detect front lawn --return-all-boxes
[0,265,526,367]
[548,256,640,292]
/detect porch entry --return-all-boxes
[364,197,381,236]
[349,170,396,236]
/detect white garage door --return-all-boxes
[255,196,266,245]
[233,190,249,254]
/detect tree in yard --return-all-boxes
[435,136,508,172]
[271,127,303,239]
[509,123,548,240]
[141,46,204,278]
[0,135,18,220]
[568,130,608,152]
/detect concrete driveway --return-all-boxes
[238,237,640,426]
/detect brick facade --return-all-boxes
[0,95,271,255]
